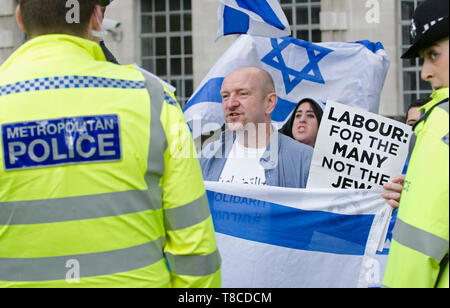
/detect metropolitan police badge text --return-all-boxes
[2,115,121,171]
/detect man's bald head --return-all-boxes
[221,67,278,131]
[226,67,275,97]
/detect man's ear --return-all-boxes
[15,4,27,33]
[265,92,278,115]
[89,5,104,32]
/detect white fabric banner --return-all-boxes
[205,181,393,288]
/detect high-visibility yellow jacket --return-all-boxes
[383,88,449,288]
[0,34,221,288]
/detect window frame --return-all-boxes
[139,0,193,106]
[280,0,322,42]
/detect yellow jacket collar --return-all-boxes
[1,34,106,70]
[431,87,449,102]
[422,87,449,113]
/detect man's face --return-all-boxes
[406,107,421,126]
[220,69,268,131]
[420,38,449,90]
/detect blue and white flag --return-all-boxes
[184,35,390,139]
[205,182,393,288]
[217,0,291,39]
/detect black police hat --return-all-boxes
[402,0,449,59]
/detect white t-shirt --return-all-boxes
[219,140,267,186]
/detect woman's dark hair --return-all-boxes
[279,98,324,139]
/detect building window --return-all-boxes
[399,0,433,112]
[280,0,321,42]
[140,0,193,106]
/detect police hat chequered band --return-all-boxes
[410,16,448,41]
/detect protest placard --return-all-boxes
[307,101,412,189]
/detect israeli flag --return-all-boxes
[205,182,393,288]
[217,0,291,39]
[184,35,390,139]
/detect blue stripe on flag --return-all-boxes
[183,77,224,112]
[223,5,250,35]
[208,190,375,255]
[236,0,286,31]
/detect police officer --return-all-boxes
[0,0,221,287]
[383,0,449,288]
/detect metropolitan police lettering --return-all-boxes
[2,115,121,171]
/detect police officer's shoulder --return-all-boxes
[132,65,181,108]
[162,87,181,109]
[101,63,145,82]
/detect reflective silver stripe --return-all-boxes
[143,75,167,211]
[437,101,449,114]
[0,237,165,282]
[165,249,221,276]
[0,190,160,225]
[165,193,211,231]
[142,77,220,277]
[393,218,449,262]
[408,133,417,158]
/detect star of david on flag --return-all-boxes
[261,37,334,94]
[183,35,390,139]
[217,0,291,39]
